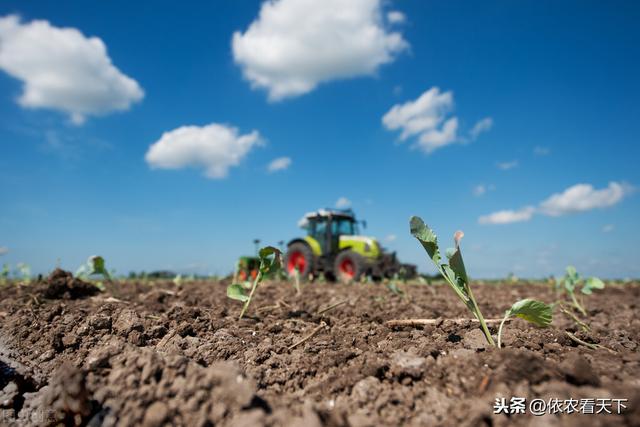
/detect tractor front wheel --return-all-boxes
[334,251,366,283]
[285,243,313,279]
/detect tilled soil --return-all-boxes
[0,272,639,426]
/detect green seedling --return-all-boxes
[16,263,32,285]
[557,266,604,315]
[227,246,282,320]
[76,256,112,282]
[1,264,9,286]
[410,216,495,346]
[173,274,183,287]
[497,299,553,348]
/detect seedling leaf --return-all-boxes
[581,277,605,295]
[409,216,441,265]
[498,298,553,348]
[227,284,250,302]
[507,299,553,327]
[258,246,282,276]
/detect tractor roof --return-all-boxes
[297,208,355,227]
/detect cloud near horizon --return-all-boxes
[0,15,144,124]
[479,182,633,225]
[232,0,408,101]
[145,123,263,179]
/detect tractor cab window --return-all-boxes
[310,218,328,251]
[333,218,358,236]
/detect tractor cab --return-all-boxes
[301,209,361,255]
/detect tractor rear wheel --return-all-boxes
[334,251,366,283]
[285,243,313,279]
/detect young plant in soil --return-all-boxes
[497,298,553,348]
[410,216,553,348]
[410,216,496,346]
[76,256,112,291]
[557,266,604,315]
[16,263,32,285]
[227,246,282,320]
[1,264,10,286]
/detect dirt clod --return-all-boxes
[38,269,100,300]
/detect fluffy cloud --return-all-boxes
[145,123,263,179]
[335,197,351,208]
[479,182,633,225]
[232,0,408,101]
[0,15,143,124]
[387,11,406,24]
[497,160,518,170]
[478,206,535,225]
[267,156,291,172]
[469,117,493,140]
[382,87,491,153]
[539,182,632,216]
[0,246,8,256]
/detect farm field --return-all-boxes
[0,272,638,426]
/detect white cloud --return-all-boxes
[602,224,615,233]
[469,117,493,140]
[497,160,518,170]
[478,206,535,225]
[387,11,406,24]
[0,246,8,256]
[145,123,263,179]
[335,197,351,208]
[534,146,550,156]
[0,15,143,124]
[385,234,397,242]
[539,182,632,216]
[232,0,408,101]
[267,156,292,172]
[479,182,633,225]
[382,87,459,153]
[473,184,495,197]
[383,87,491,154]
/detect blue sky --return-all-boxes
[0,0,638,278]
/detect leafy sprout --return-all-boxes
[557,266,605,315]
[76,256,112,281]
[1,264,9,286]
[497,299,553,348]
[227,246,282,320]
[410,216,495,346]
[16,263,32,285]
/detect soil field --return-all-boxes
[0,270,639,426]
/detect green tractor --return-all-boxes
[285,209,416,282]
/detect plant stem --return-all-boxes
[466,285,496,347]
[497,312,509,349]
[317,299,348,315]
[559,303,590,332]
[239,272,262,320]
[288,321,327,351]
[294,268,301,295]
[570,292,586,315]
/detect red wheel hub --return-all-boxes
[339,258,355,278]
[288,251,306,274]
